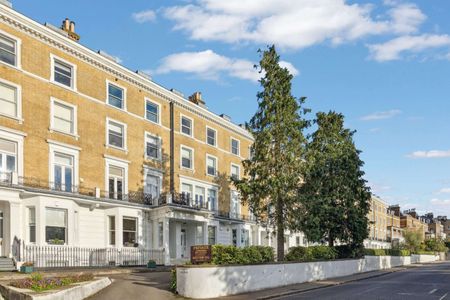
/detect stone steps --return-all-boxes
[0,258,15,271]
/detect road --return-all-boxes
[275,262,450,300]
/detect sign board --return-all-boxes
[191,245,212,264]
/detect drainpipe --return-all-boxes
[170,101,175,197]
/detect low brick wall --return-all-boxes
[177,255,437,299]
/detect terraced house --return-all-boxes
[0,2,307,268]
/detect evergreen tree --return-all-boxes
[232,46,309,261]
[297,111,371,247]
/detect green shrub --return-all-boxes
[364,249,387,256]
[387,249,410,256]
[424,239,448,252]
[286,246,337,262]
[211,245,274,265]
[286,246,312,261]
[334,244,365,259]
[170,268,177,293]
[310,246,337,260]
[413,250,435,255]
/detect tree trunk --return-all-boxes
[328,232,334,247]
[276,199,285,261]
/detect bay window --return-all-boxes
[123,217,137,247]
[46,208,67,244]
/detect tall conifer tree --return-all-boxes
[233,46,309,261]
[297,111,371,248]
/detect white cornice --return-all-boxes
[0,5,253,141]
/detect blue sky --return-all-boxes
[12,0,450,216]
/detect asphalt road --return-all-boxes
[275,262,450,300]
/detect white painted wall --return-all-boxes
[177,255,436,299]
[411,254,439,264]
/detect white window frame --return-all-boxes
[0,29,21,69]
[106,80,127,111]
[144,132,162,161]
[206,126,217,147]
[104,156,129,197]
[180,114,194,138]
[143,167,163,200]
[0,77,22,123]
[145,98,161,125]
[0,127,24,177]
[48,141,79,191]
[122,216,138,247]
[180,145,194,171]
[45,207,68,245]
[49,97,78,138]
[106,117,127,151]
[27,206,36,244]
[206,154,217,177]
[179,177,219,209]
[230,137,240,156]
[108,215,116,246]
[231,163,240,180]
[230,190,241,218]
[207,188,218,211]
[50,54,77,91]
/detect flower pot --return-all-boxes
[20,266,33,273]
[147,261,156,269]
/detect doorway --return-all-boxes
[180,229,187,258]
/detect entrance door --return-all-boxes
[180,229,187,258]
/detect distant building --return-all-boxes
[365,196,390,249]
[401,209,428,240]
[387,205,404,245]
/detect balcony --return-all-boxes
[0,172,164,206]
[0,172,257,222]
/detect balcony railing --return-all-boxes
[0,172,164,206]
[0,172,257,221]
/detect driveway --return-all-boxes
[88,271,183,300]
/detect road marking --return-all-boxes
[429,289,438,294]
[439,292,448,300]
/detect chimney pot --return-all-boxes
[62,18,70,31]
[188,91,205,106]
[69,21,75,33]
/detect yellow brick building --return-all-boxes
[0,3,299,267]
[365,196,390,249]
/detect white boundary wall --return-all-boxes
[177,255,439,299]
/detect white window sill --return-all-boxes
[106,103,127,112]
[206,172,217,178]
[181,166,195,173]
[0,112,23,124]
[145,155,162,162]
[51,80,77,93]
[180,132,194,139]
[0,60,22,72]
[49,128,79,140]
[145,118,161,126]
[106,144,128,153]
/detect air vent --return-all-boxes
[170,88,185,98]
[136,70,152,81]
[220,114,231,121]
[98,50,120,63]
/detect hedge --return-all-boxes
[363,249,410,256]
[413,250,436,255]
[211,245,274,265]
[285,246,337,262]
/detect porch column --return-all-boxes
[163,218,170,265]
[175,222,181,259]
[152,219,159,249]
[9,201,22,258]
[202,222,208,245]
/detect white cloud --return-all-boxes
[132,10,157,23]
[368,34,450,61]
[360,109,402,121]
[387,3,426,34]
[437,188,450,194]
[162,0,427,50]
[407,150,450,159]
[430,198,450,206]
[154,49,298,82]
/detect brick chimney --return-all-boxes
[61,18,80,41]
[188,92,206,107]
